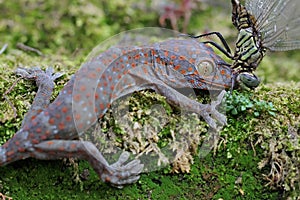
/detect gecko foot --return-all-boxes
[201,90,227,130]
[15,67,64,86]
[101,152,144,188]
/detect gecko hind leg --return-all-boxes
[32,140,144,188]
[15,67,64,127]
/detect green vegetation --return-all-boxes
[0,0,299,199]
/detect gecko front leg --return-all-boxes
[31,140,143,188]
[15,67,63,127]
[139,81,226,130]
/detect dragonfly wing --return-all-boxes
[245,0,300,51]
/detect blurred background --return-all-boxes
[0,0,299,83]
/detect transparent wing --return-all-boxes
[245,0,300,51]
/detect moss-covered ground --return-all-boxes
[0,0,299,199]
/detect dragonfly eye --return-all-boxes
[196,60,215,76]
[237,72,260,89]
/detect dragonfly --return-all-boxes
[190,0,300,89]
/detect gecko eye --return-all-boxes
[196,60,215,76]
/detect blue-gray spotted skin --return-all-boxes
[72,39,232,133]
[0,37,230,187]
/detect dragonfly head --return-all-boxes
[235,72,260,90]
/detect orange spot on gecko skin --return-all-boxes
[123,69,128,75]
[39,135,47,140]
[108,76,112,82]
[70,143,77,150]
[171,55,177,60]
[86,93,91,98]
[188,67,193,72]
[110,85,114,90]
[18,147,26,152]
[15,141,20,146]
[77,123,83,130]
[80,85,86,91]
[61,106,68,113]
[88,72,97,79]
[45,130,51,137]
[32,139,39,144]
[174,65,180,70]
[221,69,226,75]
[47,141,54,146]
[74,94,81,102]
[180,69,186,74]
[58,146,65,151]
[111,93,117,99]
[29,133,35,138]
[55,101,62,106]
[189,58,195,64]
[65,115,72,122]
[54,134,61,139]
[99,103,105,110]
[143,67,148,74]
[131,63,136,67]
[105,177,111,182]
[31,120,38,126]
[164,51,169,57]
[75,114,81,120]
[36,127,42,133]
[134,54,140,60]
[179,55,186,60]
[55,113,61,119]
[6,151,14,157]
[58,123,65,130]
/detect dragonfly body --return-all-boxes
[192,0,300,88]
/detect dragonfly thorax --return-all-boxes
[233,28,266,71]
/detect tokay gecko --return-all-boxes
[0,34,238,188]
